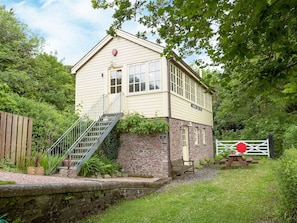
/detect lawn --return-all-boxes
[80,159,279,223]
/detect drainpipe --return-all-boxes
[167,58,173,177]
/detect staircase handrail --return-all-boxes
[47,94,106,174]
[73,93,123,172]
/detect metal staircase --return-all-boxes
[47,93,123,175]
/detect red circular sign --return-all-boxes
[236,142,247,153]
[112,49,118,56]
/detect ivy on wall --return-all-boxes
[99,129,121,161]
[116,113,169,134]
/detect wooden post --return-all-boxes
[268,135,274,158]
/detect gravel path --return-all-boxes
[0,165,219,186]
[157,165,220,192]
[0,171,159,185]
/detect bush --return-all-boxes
[79,155,120,177]
[283,125,297,149]
[277,147,297,222]
[116,113,169,134]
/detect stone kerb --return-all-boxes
[0,179,169,222]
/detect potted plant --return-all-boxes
[27,155,44,175]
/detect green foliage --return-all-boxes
[94,1,297,157]
[28,151,61,174]
[0,213,8,223]
[283,126,297,149]
[0,158,20,172]
[277,148,297,222]
[116,113,169,134]
[81,160,278,223]
[0,5,76,151]
[79,155,120,177]
[0,180,15,185]
[99,129,121,161]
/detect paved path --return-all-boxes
[0,171,161,185]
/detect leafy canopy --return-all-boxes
[0,5,76,151]
[92,0,297,100]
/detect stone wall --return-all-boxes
[169,118,214,164]
[117,119,214,178]
[117,133,169,178]
[0,180,168,223]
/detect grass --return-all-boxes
[0,180,16,185]
[80,159,279,223]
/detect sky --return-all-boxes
[1,0,209,67]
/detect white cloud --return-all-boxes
[1,0,215,69]
[2,0,114,65]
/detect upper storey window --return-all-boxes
[129,60,161,93]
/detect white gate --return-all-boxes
[216,139,270,157]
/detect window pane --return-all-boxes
[135,84,139,92]
[155,61,160,70]
[135,65,140,73]
[110,71,116,79]
[149,62,154,70]
[140,73,146,82]
[141,64,146,72]
[129,66,134,74]
[111,87,115,93]
[135,74,140,83]
[129,75,133,83]
[155,71,160,80]
[111,79,115,85]
[117,78,121,84]
[149,81,154,90]
[155,81,160,89]
[141,83,146,91]
[117,86,121,92]
[149,72,154,80]
[129,84,133,92]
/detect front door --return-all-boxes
[181,126,190,164]
[107,69,122,113]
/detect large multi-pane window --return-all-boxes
[170,64,177,93]
[129,63,146,93]
[110,69,122,94]
[170,65,183,96]
[190,79,195,102]
[149,61,160,90]
[185,76,191,100]
[129,60,160,93]
[176,69,183,96]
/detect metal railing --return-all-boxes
[47,93,123,174]
[47,95,105,174]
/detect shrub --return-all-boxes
[116,113,169,134]
[79,155,120,177]
[283,125,297,149]
[277,147,297,222]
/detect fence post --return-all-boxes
[268,135,274,158]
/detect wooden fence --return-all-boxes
[0,111,33,167]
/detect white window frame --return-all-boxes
[110,69,122,94]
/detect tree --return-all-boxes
[92,0,297,103]
[0,5,77,151]
[93,0,297,155]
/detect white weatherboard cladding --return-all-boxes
[170,94,213,127]
[126,92,168,118]
[75,36,165,115]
